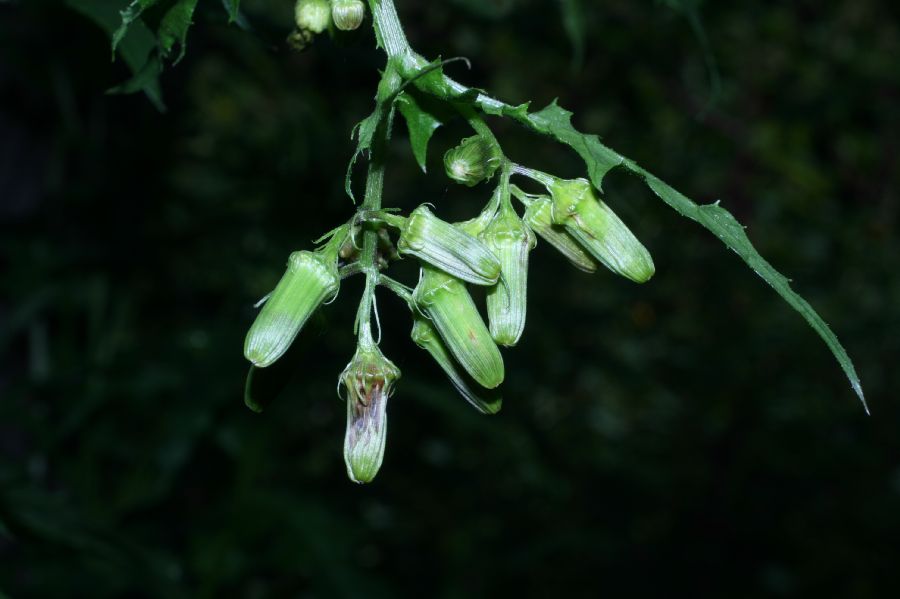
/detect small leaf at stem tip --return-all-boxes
[396,92,444,173]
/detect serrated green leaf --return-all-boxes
[158,0,198,64]
[517,98,866,409]
[528,100,626,192]
[397,92,444,172]
[111,0,160,56]
[482,100,531,121]
[345,108,391,201]
[66,0,165,109]
[345,67,404,201]
[638,173,866,410]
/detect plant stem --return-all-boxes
[355,63,402,347]
[367,0,413,61]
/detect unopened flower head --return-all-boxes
[244,249,340,368]
[548,178,655,283]
[522,195,598,273]
[481,203,536,347]
[411,315,503,415]
[444,135,502,187]
[396,205,501,286]
[332,0,366,31]
[341,343,400,484]
[413,265,504,389]
[295,0,332,34]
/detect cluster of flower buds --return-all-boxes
[291,0,366,48]
[243,128,656,483]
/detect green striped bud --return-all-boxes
[397,205,501,286]
[340,344,400,484]
[295,0,332,34]
[549,178,655,283]
[444,136,502,187]
[523,196,598,273]
[244,250,339,368]
[332,0,365,31]
[411,315,502,415]
[482,205,536,347]
[413,266,505,389]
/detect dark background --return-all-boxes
[1,0,898,596]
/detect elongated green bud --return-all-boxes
[332,0,365,31]
[411,316,502,414]
[295,0,331,34]
[444,136,502,187]
[523,196,598,273]
[413,266,505,389]
[340,343,400,484]
[482,205,536,347]
[244,250,339,368]
[549,178,655,283]
[397,205,501,286]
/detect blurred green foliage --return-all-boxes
[1,0,898,596]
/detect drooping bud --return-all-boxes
[244,249,340,368]
[411,315,502,415]
[340,343,400,484]
[481,203,536,347]
[396,205,501,286]
[295,0,332,34]
[331,0,365,31]
[548,178,655,283]
[444,135,502,187]
[522,194,598,273]
[413,266,505,389]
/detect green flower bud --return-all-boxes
[340,343,400,484]
[548,178,655,283]
[413,266,505,389]
[332,0,365,31]
[295,0,332,34]
[244,250,339,368]
[411,315,502,415]
[397,205,501,286]
[444,135,502,187]
[482,204,536,347]
[523,196,598,273]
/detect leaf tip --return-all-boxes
[853,381,869,415]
